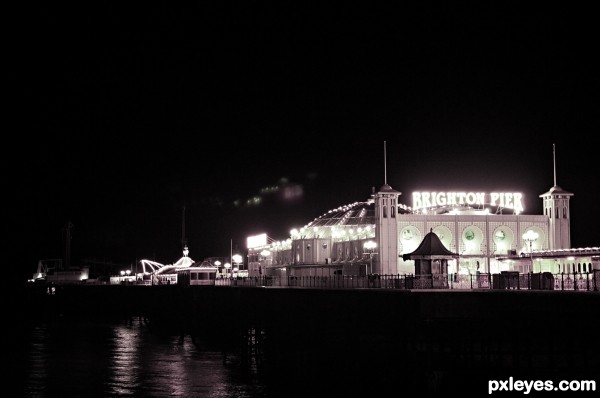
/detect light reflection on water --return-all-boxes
[24,319,267,397]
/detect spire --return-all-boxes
[383,140,387,186]
[553,143,557,187]
[378,140,400,193]
[181,205,187,250]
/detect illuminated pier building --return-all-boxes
[246,155,599,279]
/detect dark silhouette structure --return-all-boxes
[402,228,459,288]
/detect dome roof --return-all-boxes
[305,199,412,229]
[307,201,376,228]
[378,184,401,193]
[540,185,574,197]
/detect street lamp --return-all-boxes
[522,230,539,273]
[120,270,132,284]
[232,254,243,268]
[232,253,243,279]
[224,262,231,278]
[363,241,377,275]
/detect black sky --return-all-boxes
[12,3,599,283]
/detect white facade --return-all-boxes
[246,180,599,278]
[397,213,548,275]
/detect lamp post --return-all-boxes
[214,260,222,278]
[232,253,243,279]
[522,230,539,273]
[224,262,231,278]
[363,241,377,275]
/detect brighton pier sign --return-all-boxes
[412,191,524,213]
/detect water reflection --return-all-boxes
[24,319,267,397]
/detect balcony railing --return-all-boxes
[214,271,600,291]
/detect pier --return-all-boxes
[21,282,599,394]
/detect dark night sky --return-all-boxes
[12,3,599,283]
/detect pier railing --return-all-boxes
[214,271,600,291]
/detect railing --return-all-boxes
[214,271,600,291]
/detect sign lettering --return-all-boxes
[412,192,524,213]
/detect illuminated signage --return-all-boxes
[247,233,268,249]
[412,192,524,213]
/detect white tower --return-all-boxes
[374,141,401,274]
[539,144,573,249]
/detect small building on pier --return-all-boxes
[402,228,459,288]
